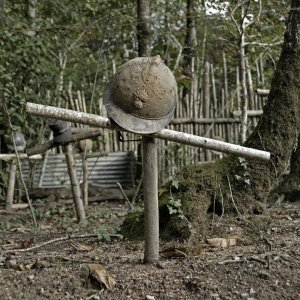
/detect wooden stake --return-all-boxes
[63,144,86,223]
[5,160,17,211]
[142,136,159,263]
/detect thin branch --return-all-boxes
[245,41,283,47]
[245,0,262,29]
[116,182,133,210]
[2,233,123,253]
[226,176,244,219]
[132,176,143,205]
[170,34,182,71]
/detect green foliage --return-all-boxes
[234,157,251,186]
[0,0,289,153]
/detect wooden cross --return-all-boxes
[26,102,270,263]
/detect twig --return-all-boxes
[226,176,244,219]
[2,233,123,253]
[3,103,37,228]
[116,182,133,210]
[218,258,247,265]
[217,184,224,225]
[131,176,143,205]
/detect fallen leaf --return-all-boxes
[71,241,93,252]
[160,247,188,258]
[83,249,102,260]
[10,225,29,233]
[87,264,116,291]
[8,260,34,271]
[18,237,34,249]
[206,235,240,248]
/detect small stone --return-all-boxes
[146,295,155,300]
[240,292,249,299]
[259,270,270,280]
[28,274,35,280]
[211,293,220,299]
[156,261,165,269]
[249,288,255,294]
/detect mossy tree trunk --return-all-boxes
[269,134,300,202]
[160,0,300,236]
[121,0,300,241]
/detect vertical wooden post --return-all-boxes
[63,144,86,223]
[5,160,17,211]
[82,155,89,207]
[142,136,159,263]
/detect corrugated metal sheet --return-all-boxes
[22,151,136,188]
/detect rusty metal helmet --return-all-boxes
[104,55,177,134]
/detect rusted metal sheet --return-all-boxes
[22,151,136,189]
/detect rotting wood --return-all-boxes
[26,103,271,162]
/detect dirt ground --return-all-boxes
[0,199,299,300]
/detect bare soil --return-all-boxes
[0,199,299,300]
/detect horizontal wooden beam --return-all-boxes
[255,89,270,97]
[26,103,271,162]
[0,153,42,161]
[232,110,263,118]
[171,118,240,124]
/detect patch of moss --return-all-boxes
[120,210,144,240]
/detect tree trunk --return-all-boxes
[269,134,300,202]
[239,4,248,144]
[136,0,151,57]
[156,0,300,238]
[182,0,197,117]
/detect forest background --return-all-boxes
[0,0,289,200]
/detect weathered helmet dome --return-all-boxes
[104,55,177,134]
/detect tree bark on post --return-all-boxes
[63,144,86,223]
[142,136,159,263]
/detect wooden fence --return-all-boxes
[93,92,266,182]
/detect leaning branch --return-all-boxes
[27,128,102,156]
[2,233,123,253]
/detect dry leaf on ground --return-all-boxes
[18,237,34,249]
[160,247,188,258]
[71,241,93,252]
[206,235,240,248]
[87,264,116,291]
[8,260,35,271]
